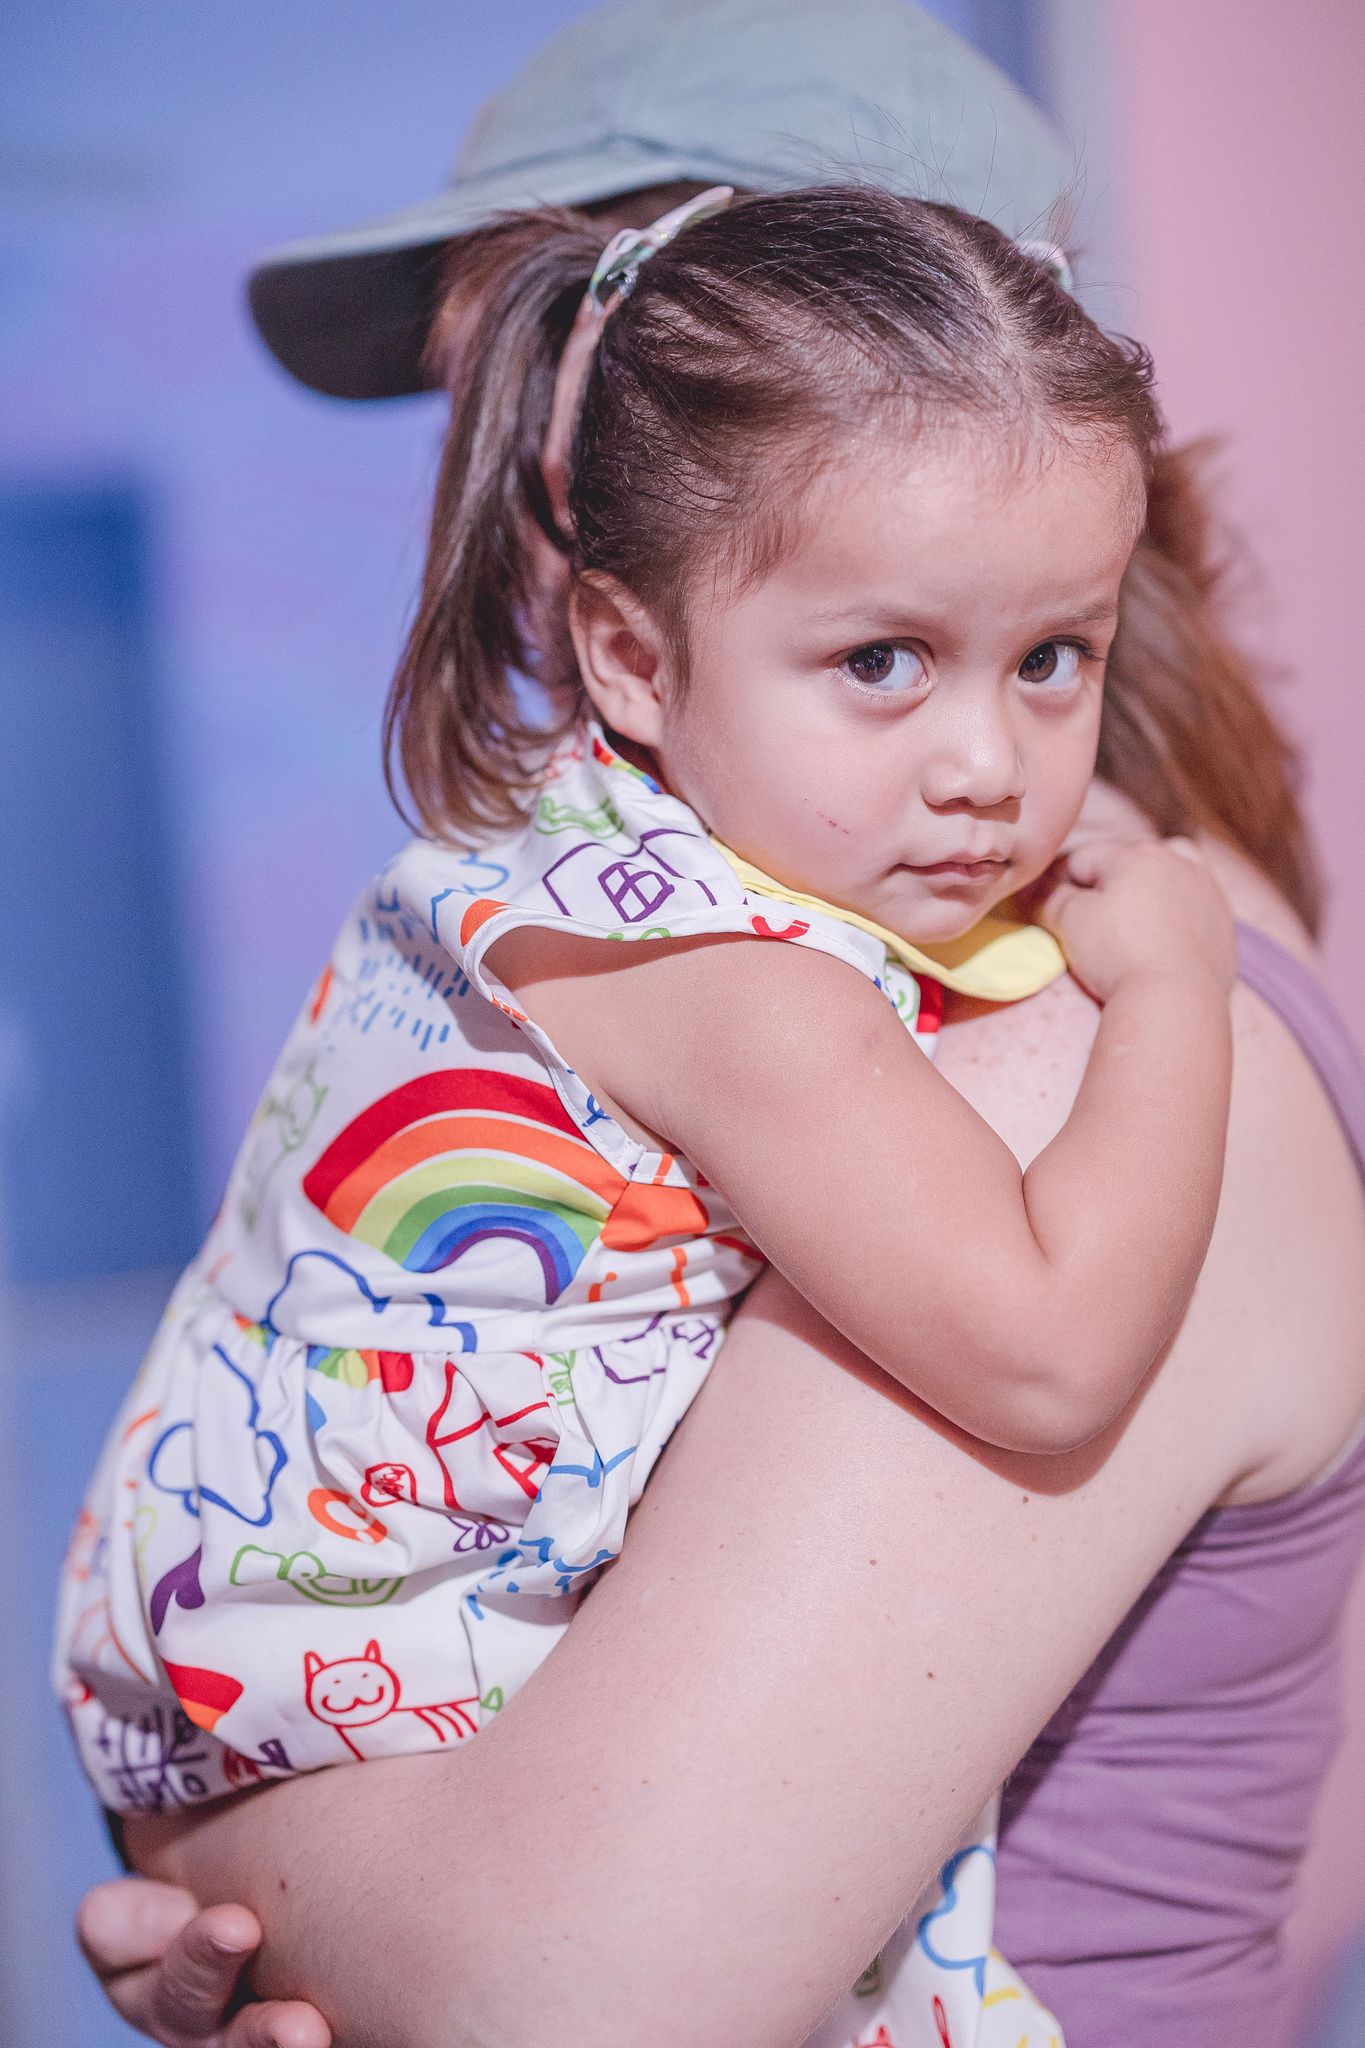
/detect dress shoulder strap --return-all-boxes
[1235,922,1365,1184]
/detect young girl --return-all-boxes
[57,186,1234,2048]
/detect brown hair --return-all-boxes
[1099,444,1320,928]
[387,183,1320,932]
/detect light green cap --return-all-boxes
[248,0,1071,400]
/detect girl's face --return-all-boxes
[576,424,1144,944]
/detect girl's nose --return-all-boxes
[920,702,1026,813]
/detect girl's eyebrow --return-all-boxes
[1057,600,1122,626]
[803,597,1121,630]
[801,599,939,628]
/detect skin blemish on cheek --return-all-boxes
[816,811,852,834]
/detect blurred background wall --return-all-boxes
[1,2,1361,2042]
[1102,0,1365,2023]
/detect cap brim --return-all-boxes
[247,146,760,400]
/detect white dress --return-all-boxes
[55,719,1062,2047]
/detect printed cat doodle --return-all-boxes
[303,1641,479,1760]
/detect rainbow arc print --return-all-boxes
[303,1070,705,1304]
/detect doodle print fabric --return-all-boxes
[54,721,1062,2048]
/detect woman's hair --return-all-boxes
[1099,443,1320,928]
[388,183,1320,932]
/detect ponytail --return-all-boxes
[383,211,601,839]
[1099,442,1322,934]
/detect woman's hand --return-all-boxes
[1034,833,1238,1003]
[76,1877,329,2048]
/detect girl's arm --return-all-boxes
[493,838,1234,1453]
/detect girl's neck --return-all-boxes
[601,723,669,790]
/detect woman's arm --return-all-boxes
[116,898,1365,2048]
[126,1260,1242,2048]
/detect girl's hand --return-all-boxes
[1034,834,1238,1004]
[76,1879,330,2048]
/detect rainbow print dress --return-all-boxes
[54,719,1063,2048]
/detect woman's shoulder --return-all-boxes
[939,802,1365,1506]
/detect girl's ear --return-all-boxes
[569,574,671,749]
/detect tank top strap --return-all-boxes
[1235,922,1365,1184]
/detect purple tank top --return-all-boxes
[994,926,1365,2047]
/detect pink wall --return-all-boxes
[1111,0,1365,2012]
[1115,0,1365,1013]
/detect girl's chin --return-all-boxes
[895,888,1015,946]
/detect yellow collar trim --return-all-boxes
[712,842,1066,1003]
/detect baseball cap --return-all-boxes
[248,0,1071,401]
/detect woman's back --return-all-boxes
[951,852,1365,2046]
[997,1360,1365,2043]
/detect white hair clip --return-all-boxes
[587,185,735,314]
[1017,239,1076,295]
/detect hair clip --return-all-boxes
[587,185,735,314]
[1016,239,1076,296]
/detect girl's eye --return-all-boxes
[842,643,927,694]
[1019,640,1082,688]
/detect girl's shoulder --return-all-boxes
[392,720,748,954]
[386,720,916,1014]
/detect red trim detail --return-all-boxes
[459,896,508,945]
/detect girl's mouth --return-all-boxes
[904,857,1008,882]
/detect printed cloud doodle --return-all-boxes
[916,1842,997,1997]
[148,1345,287,1528]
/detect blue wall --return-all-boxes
[0,486,196,1280]
[0,0,1023,1209]
[0,5,1034,2042]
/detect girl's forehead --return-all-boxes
[776,428,1144,590]
[814,414,1141,512]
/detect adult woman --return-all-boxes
[74,6,1365,2046]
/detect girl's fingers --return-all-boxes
[1020,833,1130,910]
[73,1876,330,2048]
[1011,852,1068,920]
[76,1878,201,1975]
[226,2002,333,2048]
[1060,837,1124,889]
[98,1958,186,2038]
[147,1906,263,2042]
